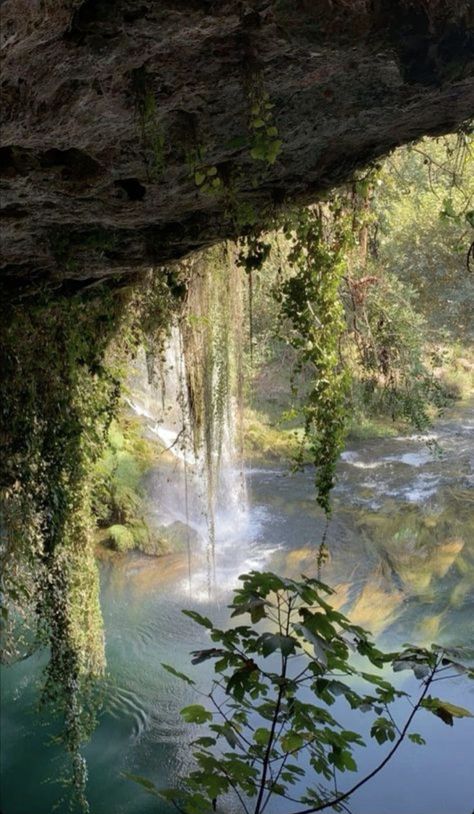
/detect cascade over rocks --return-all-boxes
[1,0,473,295]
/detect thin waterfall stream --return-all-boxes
[127,327,249,600]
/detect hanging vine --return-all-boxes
[0,288,126,810]
[276,203,350,514]
[0,270,185,810]
[177,246,246,585]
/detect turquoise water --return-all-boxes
[1,406,473,814]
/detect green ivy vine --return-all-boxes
[248,86,282,166]
[0,270,184,811]
[277,204,350,514]
[0,288,126,809]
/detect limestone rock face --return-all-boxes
[1,0,473,294]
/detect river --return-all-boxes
[1,403,473,814]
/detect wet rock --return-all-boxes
[1,0,473,294]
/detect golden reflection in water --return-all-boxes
[96,475,474,647]
[344,573,404,636]
[99,549,191,596]
[277,510,472,643]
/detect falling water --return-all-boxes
[127,250,249,596]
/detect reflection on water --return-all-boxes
[273,406,474,646]
[1,404,473,813]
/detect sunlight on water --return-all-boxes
[1,403,473,814]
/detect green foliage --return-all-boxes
[0,269,184,809]
[106,524,135,552]
[343,267,449,432]
[0,288,125,810]
[193,161,222,194]
[374,133,474,341]
[420,696,473,726]
[277,206,350,513]
[133,572,472,813]
[244,134,473,471]
[248,90,282,166]
[181,704,213,725]
[132,67,166,181]
[92,416,165,554]
[340,134,474,427]
[185,142,222,195]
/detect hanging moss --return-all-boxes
[0,287,128,808]
[93,416,169,556]
[0,266,183,809]
[173,245,246,571]
[282,204,351,513]
[237,206,351,514]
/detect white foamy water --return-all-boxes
[401,473,441,504]
[128,332,251,595]
[385,449,435,467]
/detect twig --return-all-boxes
[287,659,439,814]
[253,602,292,814]
[157,426,186,455]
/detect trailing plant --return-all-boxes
[140,91,166,181]
[183,136,222,195]
[179,246,246,575]
[0,287,126,810]
[276,205,350,513]
[131,67,166,181]
[238,232,273,363]
[0,269,184,810]
[192,156,223,195]
[131,571,473,814]
[240,33,282,168]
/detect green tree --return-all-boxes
[130,571,473,814]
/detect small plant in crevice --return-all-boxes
[129,571,473,814]
[131,67,166,181]
[141,91,166,181]
[237,21,282,170]
[248,86,282,167]
[171,111,223,197]
[186,144,222,196]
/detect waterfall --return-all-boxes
[127,248,249,596]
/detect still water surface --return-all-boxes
[1,405,473,814]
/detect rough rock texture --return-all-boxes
[1,0,473,295]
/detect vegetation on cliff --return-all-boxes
[1,127,472,810]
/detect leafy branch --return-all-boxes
[129,571,473,813]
